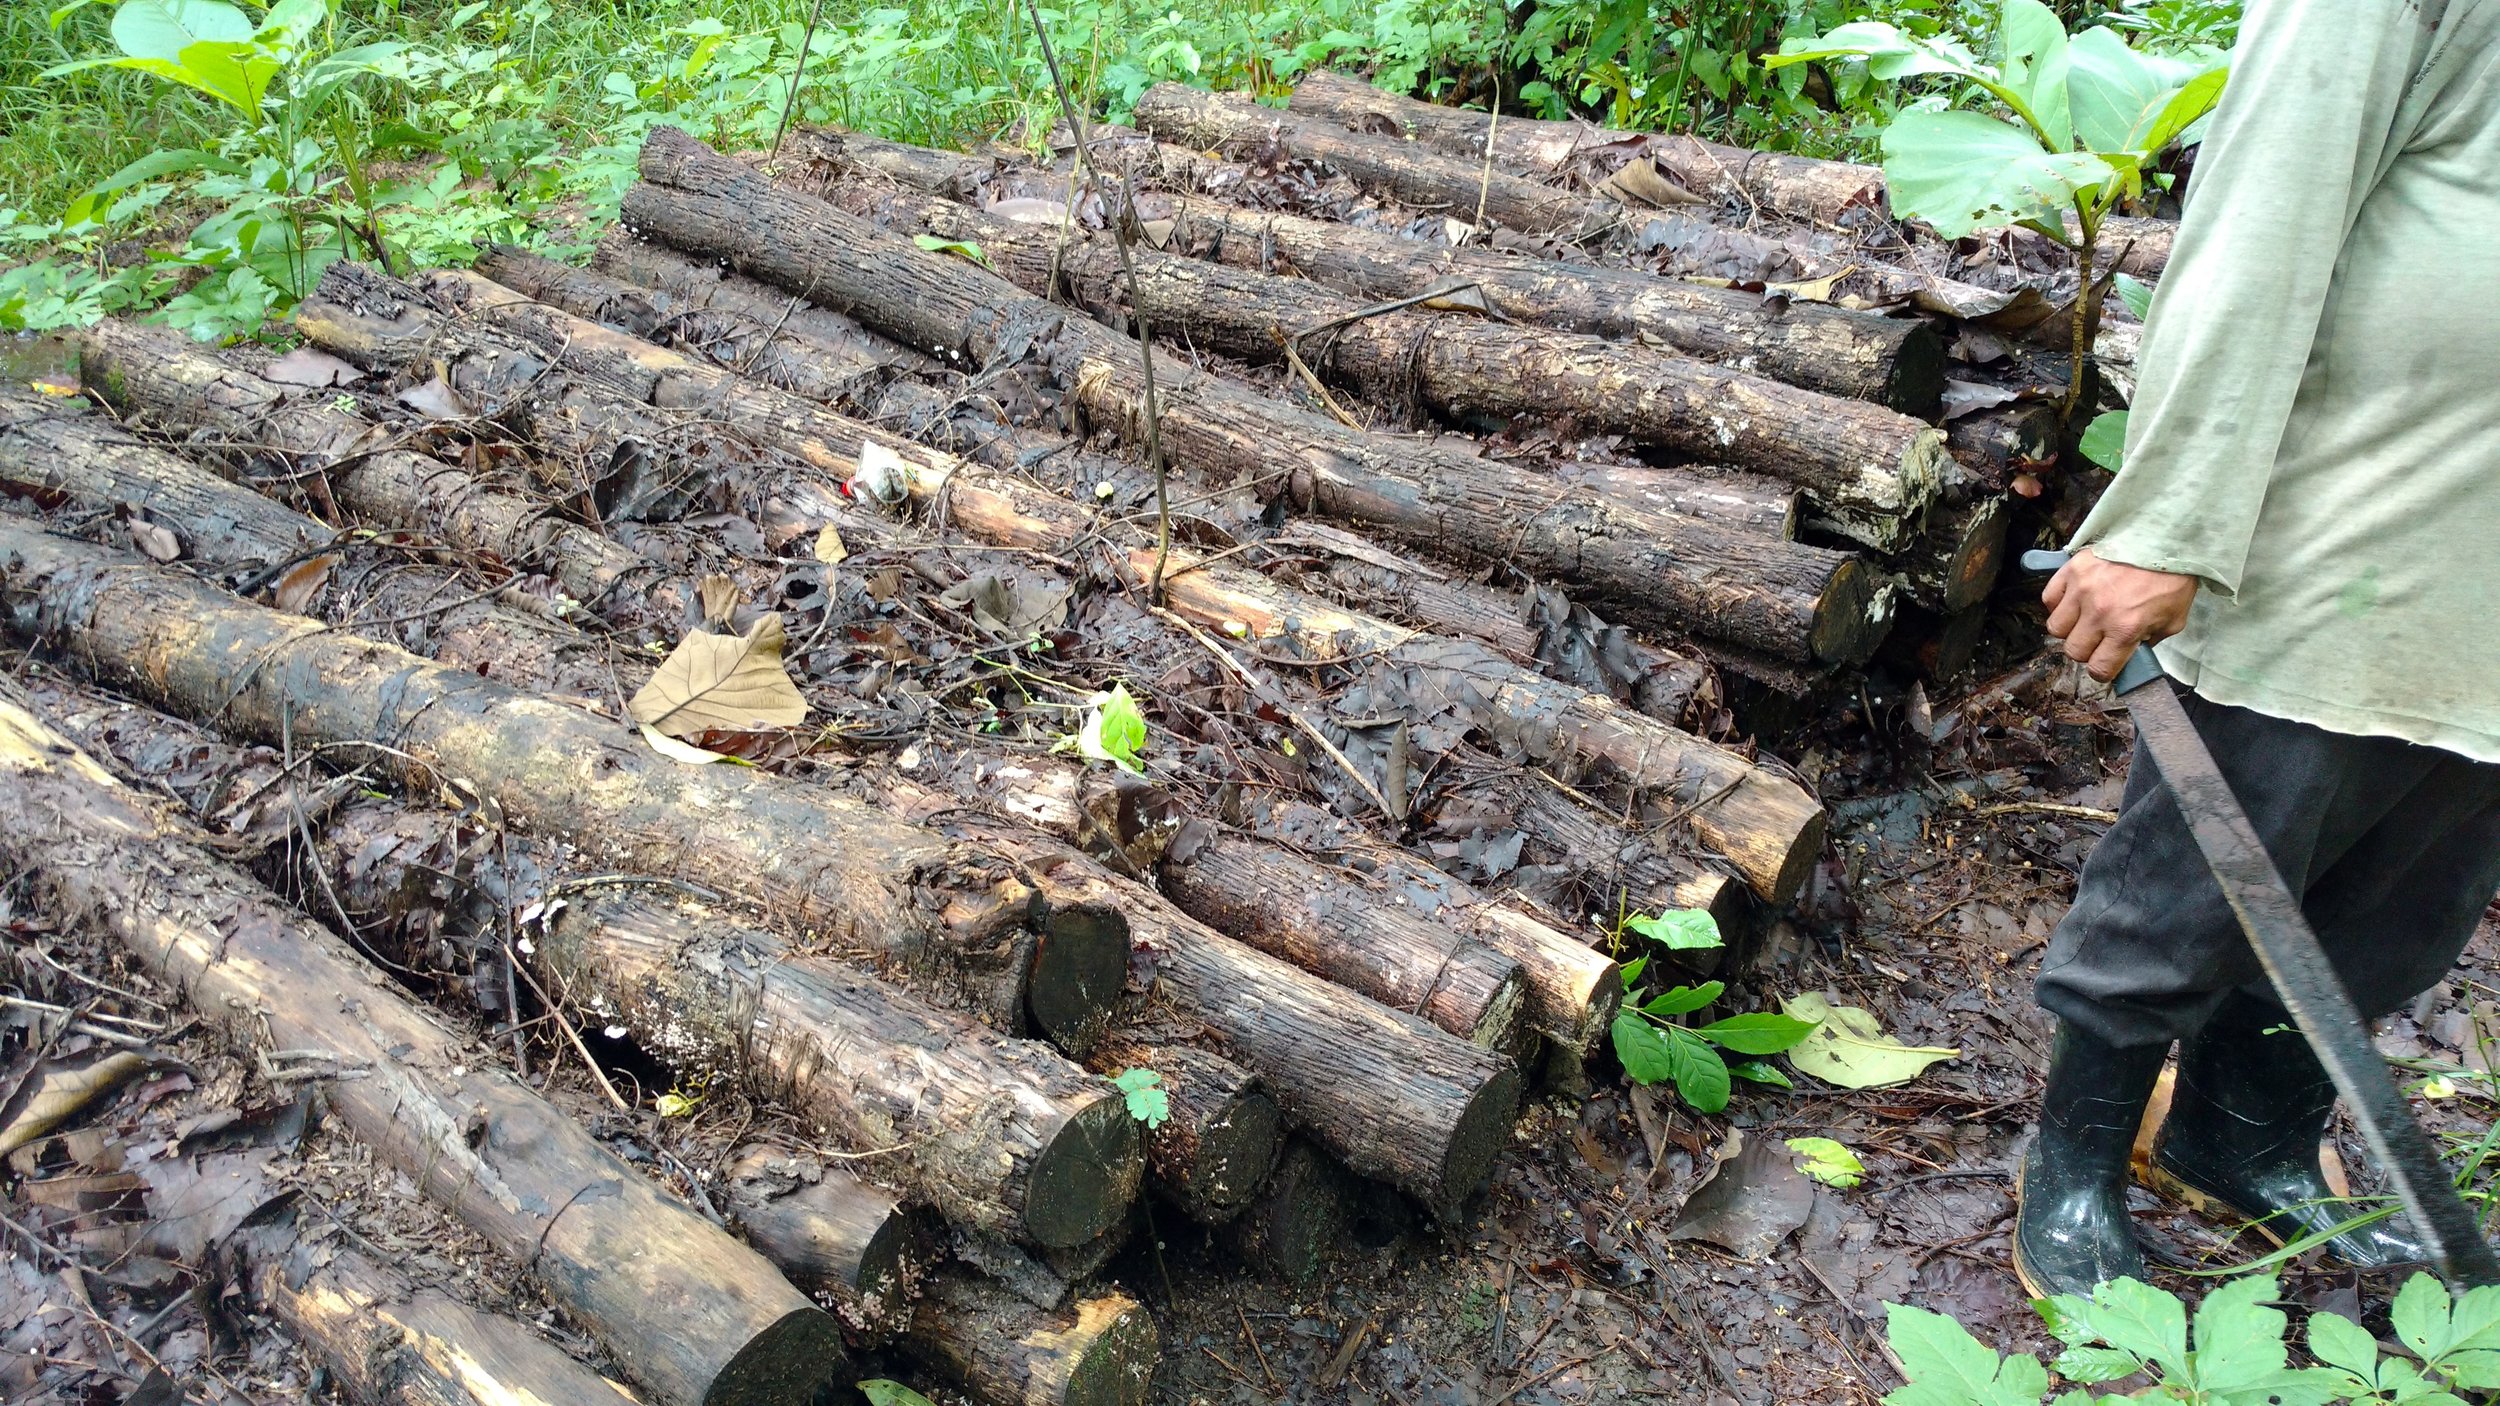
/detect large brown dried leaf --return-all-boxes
[0,1049,153,1160]
[267,552,341,614]
[629,614,809,740]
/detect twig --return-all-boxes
[504,939,634,1115]
[1238,1304,1283,1392]
[1487,1353,1594,1406]
[1970,800,2118,823]
[1020,0,1174,601]
[770,0,831,155]
[1471,72,1499,240]
[1151,606,1399,821]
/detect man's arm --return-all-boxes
[2052,0,2426,674]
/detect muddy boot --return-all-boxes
[2147,992,2431,1269]
[2014,1022,2170,1299]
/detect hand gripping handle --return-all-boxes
[2020,549,2167,695]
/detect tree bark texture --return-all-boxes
[1944,401,2059,494]
[625,130,1899,669]
[222,1199,641,1406]
[1078,1040,1279,1225]
[1142,545,1826,907]
[790,128,1945,412]
[722,1149,940,1343]
[0,682,847,1406]
[0,521,1105,1046]
[804,173,1948,552]
[905,1270,1159,1406]
[72,320,685,633]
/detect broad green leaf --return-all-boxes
[2074,1278,2189,1377]
[2304,1312,2380,1381]
[1618,953,1649,988]
[2439,1350,2500,1391]
[2051,1344,2143,1383]
[859,1382,940,1406]
[1785,1136,1864,1189]
[2113,272,2155,322]
[2397,1272,2456,1360]
[1728,1059,1792,1087]
[1694,1011,1820,1055]
[2066,28,2225,155]
[1626,908,1723,951]
[1612,1011,1679,1086]
[253,0,327,50]
[1770,23,1989,85]
[1662,1025,1730,1113]
[172,38,280,115]
[1111,1068,1170,1129]
[1782,993,1958,1088]
[1880,1302,2050,1406]
[1052,682,1148,774]
[2078,410,2128,471]
[1995,0,2072,150]
[2187,1272,2290,1396]
[109,0,250,64]
[2132,67,2229,158]
[86,147,241,201]
[1643,981,1723,1018]
[2447,1286,2500,1354]
[912,233,994,269]
[1882,109,2116,239]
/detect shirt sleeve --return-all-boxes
[2071,0,2425,597]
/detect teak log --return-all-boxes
[792,127,1944,413]
[0,521,1120,1050]
[1218,1140,1363,1289]
[627,130,1895,668]
[223,1197,639,1406]
[803,171,1947,552]
[1282,73,2174,278]
[906,1269,1159,1406]
[1944,401,2059,493]
[72,321,683,632]
[1894,494,2010,615]
[723,1148,940,1342]
[1079,1041,1279,1225]
[0,681,847,1406]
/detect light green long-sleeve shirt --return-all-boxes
[2074,0,2500,762]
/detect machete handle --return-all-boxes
[2018,549,2167,695]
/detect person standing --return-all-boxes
[2016,0,2500,1298]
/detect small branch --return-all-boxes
[770,0,831,155]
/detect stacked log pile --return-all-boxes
[0,76,2162,1399]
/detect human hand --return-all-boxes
[2042,550,2199,682]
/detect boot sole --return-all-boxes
[2010,1159,2058,1300]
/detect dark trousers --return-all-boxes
[2037,691,2500,1048]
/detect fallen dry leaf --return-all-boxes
[696,574,740,631]
[0,1049,154,1160]
[987,196,1072,225]
[813,524,849,566]
[267,552,342,614]
[629,614,809,740]
[1668,1131,1814,1259]
[396,376,470,421]
[1595,155,1703,209]
[126,515,181,563]
[261,346,363,388]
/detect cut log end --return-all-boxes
[1059,1296,1160,1406]
[1027,896,1129,1054]
[1433,1063,1525,1219]
[1220,1141,1361,1288]
[908,1273,1160,1406]
[1027,1092,1149,1249]
[1805,555,1889,666]
[705,1308,860,1406]
[1883,324,1952,418]
[1938,496,2010,615]
[1186,1083,1285,1221]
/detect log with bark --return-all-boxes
[483,239,1720,729]
[220,1196,641,1406]
[1218,1140,1362,1289]
[1944,400,2060,493]
[0,518,1121,1052]
[722,1149,940,1341]
[627,129,1896,669]
[789,128,1946,412]
[906,1269,1159,1406]
[72,321,686,632]
[1892,493,2010,615]
[0,677,849,1406]
[1078,1041,1279,1225]
[1284,70,2177,279]
[313,254,1823,907]
[800,170,1950,550]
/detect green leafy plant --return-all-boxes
[2076,273,2155,471]
[1770,0,2229,414]
[1787,1136,1866,1189]
[1111,1067,1170,1129]
[1608,909,1818,1114]
[1052,681,1148,775]
[1882,1272,2500,1406]
[858,1381,941,1406]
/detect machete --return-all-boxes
[2023,549,2500,1284]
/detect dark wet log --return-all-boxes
[72,320,684,631]
[1879,601,1989,684]
[802,172,1947,551]
[1262,520,1713,726]
[0,394,621,701]
[0,522,1119,1050]
[1944,401,2059,493]
[0,681,847,1406]
[1079,1041,1279,1225]
[1511,779,1754,945]
[0,384,321,571]
[525,885,1143,1250]
[1219,1141,1362,1288]
[906,1269,1158,1406]
[1143,544,1826,907]
[724,1149,940,1343]
[1130,83,1607,236]
[792,128,1944,412]
[627,129,1895,668]
[1153,831,1527,1049]
[1893,494,2010,614]
[224,1197,639,1406]
[1557,459,1800,539]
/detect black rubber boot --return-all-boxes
[2014,1022,2171,1299]
[2148,991,2431,1269]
